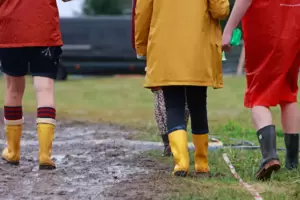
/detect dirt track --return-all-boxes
[0,114,173,200]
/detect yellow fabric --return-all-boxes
[192,134,209,173]
[168,130,190,174]
[208,0,230,19]
[37,123,55,167]
[2,125,22,163]
[134,0,230,88]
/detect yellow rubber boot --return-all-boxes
[2,124,22,165]
[37,123,56,170]
[192,134,209,173]
[168,130,189,176]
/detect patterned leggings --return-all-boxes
[153,89,190,136]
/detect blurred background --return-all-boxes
[54,0,243,81]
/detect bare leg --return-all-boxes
[280,103,299,133]
[236,45,245,75]
[4,75,25,106]
[251,106,273,130]
[34,76,55,108]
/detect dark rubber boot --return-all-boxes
[161,134,172,157]
[256,125,281,181]
[284,134,299,170]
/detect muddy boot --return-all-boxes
[161,134,172,157]
[168,130,189,177]
[2,122,23,165]
[37,123,56,170]
[192,134,209,175]
[284,134,299,170]
[256,125,281,181]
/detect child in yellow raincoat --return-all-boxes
[133,0,230,176]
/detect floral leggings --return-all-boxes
[153,89,190,136]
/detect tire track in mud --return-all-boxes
[0,116,171,200]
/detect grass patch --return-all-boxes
[146,149,300,200]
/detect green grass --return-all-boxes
[0,76,299,200]
[0,76,286,145]
[146,149,300,200]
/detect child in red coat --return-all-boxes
[223,0,300,180]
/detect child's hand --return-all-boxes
[222,31,232,52]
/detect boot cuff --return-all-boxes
[4,118,24,125]
[257,125,276,138]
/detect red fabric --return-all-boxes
[131,0,137,50]
[37,107,56,119]
[4,106,22,121]
[0,0,62,47]
[279,0,300,104]
[242,0,300,108]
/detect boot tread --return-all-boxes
[2,157,19,165]
[256,160,280,181]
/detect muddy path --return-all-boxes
[0,113,173,200]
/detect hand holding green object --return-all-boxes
[230,28,242,46]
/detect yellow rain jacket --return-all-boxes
[133,0,230,89]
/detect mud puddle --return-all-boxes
[0,114,172,200]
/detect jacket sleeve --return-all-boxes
[132,0,153,57]
[208,0,230,20]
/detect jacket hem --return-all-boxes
[144,81,223,89]
[0,42,63,48]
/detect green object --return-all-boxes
[230,28,242,46]
[222,51,227,61]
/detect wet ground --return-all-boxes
[0,114,173,200]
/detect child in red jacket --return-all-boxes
[0,0,70,170]
[223,0,300,180]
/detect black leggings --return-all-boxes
[162,86,208,134]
